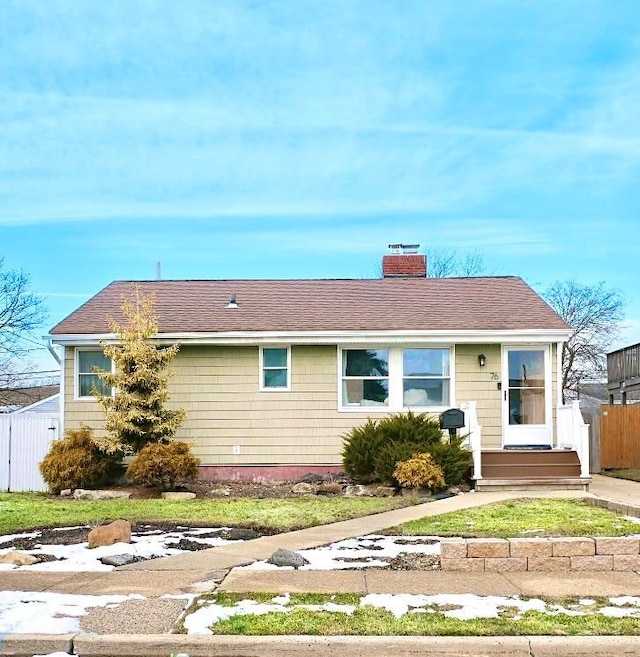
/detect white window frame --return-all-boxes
[259,346,291,392]
[74,347,113,401]
[338,345,455,412]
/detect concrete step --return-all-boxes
[474,477,591,492]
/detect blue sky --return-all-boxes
[1,0,639,372]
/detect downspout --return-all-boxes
[44,337,62,366]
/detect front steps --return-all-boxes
[474,449,590,492]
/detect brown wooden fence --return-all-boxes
[600,405,640,469]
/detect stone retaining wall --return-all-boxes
[440,536,640,572]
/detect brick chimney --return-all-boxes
[382,243,427,278]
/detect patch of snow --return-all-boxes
[239,535,440,571]
[0,527,243,572]
[0,591,144,634]
[0,531,40,546]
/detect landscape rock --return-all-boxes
[99,553,137,567]
[88,520,132,548]
[344,484,370,497]
[373,486,396,497]
[0,551,39,566]
[73,489,132,501]
[291,482,316,494]
[267,548,309,569]
[59,489,73,497]
[160,491,197,500]
[316,482,343,495]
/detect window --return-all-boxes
[339,346,452,410]
[260,347,290,390]
[341,349,389,406]
[76,349,111,398]
[403,348,450,406]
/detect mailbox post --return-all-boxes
[440,408,465,442]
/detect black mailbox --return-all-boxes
[440,408,465,431]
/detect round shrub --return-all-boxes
[342,412,448,484]
[393,453,445,491]
[126,441,200,490]
[39,426,122,494]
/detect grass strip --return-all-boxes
[0,493,407,534]
[187,593,640,636]
[386,498,640,538]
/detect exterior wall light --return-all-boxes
[478,354,486,367]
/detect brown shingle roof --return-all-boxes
[49,277,569,336]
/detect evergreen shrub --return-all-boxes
[342,411,470,487]
[393,453,446,491]
[39,426,122,494]
[126,441,200,490]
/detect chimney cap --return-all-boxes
[388,243,420,254]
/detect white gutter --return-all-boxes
[48,328,573,347]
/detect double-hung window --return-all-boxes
[340,346,451,410]
[260,347,290,390]
[76,349,111,399]
[341,349,389,406]
[402,348,450,406]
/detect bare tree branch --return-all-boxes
[427,248,488,278]
[0,258,46,392]
[543,280,624,402]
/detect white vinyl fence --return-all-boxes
[0,415,59,492]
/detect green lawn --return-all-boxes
[0,493,407,535]
[387,498,640,538]
[180,592,640,636]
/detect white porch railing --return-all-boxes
[556,400,590,478]
[459,401,483,480]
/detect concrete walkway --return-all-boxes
[2,477,640,654]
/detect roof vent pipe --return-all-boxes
[226,294,238,309]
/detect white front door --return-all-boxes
[502,346,552,447]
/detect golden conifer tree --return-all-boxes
[94,285,186,454]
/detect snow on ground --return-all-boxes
[0,591,145,633]
[0,527,243,572]
[238,534,440,570]
[184,593,640,635]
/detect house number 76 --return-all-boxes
[490,372,499,380]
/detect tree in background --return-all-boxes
[426,248,487,278]
[0,258,46,403]
[544,280,625,402]
[94,285,186,454]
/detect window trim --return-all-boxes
[74,347,113,401]
[259,345,291,392]
[337,345,455,412]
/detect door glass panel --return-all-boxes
[508,350,546,426]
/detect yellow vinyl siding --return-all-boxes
[63,342,562,462]
[454,344,502,448]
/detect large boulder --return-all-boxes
[267,548,309,569]
[88,519,132,548]
[316,482,343,495]
[0,551,39,566]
